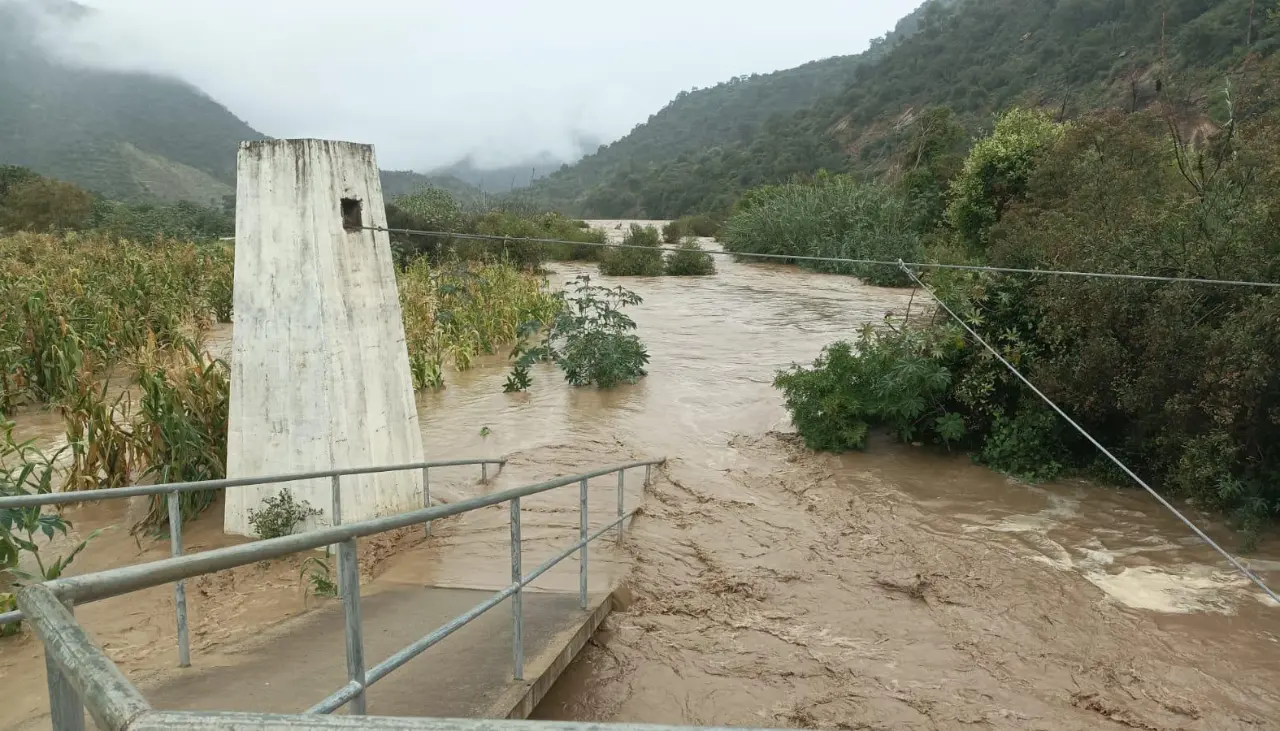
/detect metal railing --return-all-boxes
[11,457,666,730]
[0,457,506,667]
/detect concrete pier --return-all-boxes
[225,139,424,537]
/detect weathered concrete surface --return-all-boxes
[141,585,612,719]
[226,139,424,536]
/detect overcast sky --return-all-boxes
[52,0,920,171]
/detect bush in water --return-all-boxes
[506,274,649,391]
[664,237,716,276]
[598,224,665,276]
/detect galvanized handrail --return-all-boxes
[22,581,789,730]
[15,458,665,729]
[0,457,507,666]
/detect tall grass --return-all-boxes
[399,258,562,390]
[719,176,922,287]
[0,233,231,412]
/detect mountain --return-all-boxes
[430,151,577,194]
[532,0,1276,218]
[523,0,949,215]
[0,1,265,204]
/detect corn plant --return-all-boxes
[131,344,230,531]
[0,232,233,408]
[1,421,102,634]
[399,258,560,390]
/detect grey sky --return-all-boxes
[57,0,920,171]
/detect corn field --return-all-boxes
[399,258,562,390]
[0,232,232,413]
[3,234,554,535]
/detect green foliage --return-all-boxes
[778,90,1280,539]
[775,325,960,452]
[0,232,231,411]
[89,199,233,242]
[978,404,1072,482]
[898,106,969,233]
[664,238,717,276]
[719,175,923,286]
[398,258,561,390]
[1,421,102,634]
[508,275,649,390]
[599,225,665,276]
[132,346,230,530]
[0,177,95,233]
[300,556,338,601]
[247,489,321,540]
[0,168,233,241]
[530,1,1273,220]
[662,215,719,243]
[945,108,1067,249]
[466,210,607,268]
[0,166,38,201]
[386,185,606,269]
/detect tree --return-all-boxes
[945,108,1067,250]
[0,177,95,233]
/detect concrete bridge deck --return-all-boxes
[142,584,614,719]
[135,463,646,720]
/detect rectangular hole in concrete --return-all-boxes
[341,198,363,231]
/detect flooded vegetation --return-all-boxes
[2,222,1278,730]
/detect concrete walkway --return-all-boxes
[143,584,612,718]
[136,466,647,720]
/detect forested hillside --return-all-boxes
[523,1,951,216]
[0,1,265,203]
[535,0,1278,218]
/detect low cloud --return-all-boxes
[35,0,917,170]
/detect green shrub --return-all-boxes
[507,275,648,390]
[774,326,963,452]
[247,488,321,540]
[945,108,1067,250]
[466,211,606,266]
[599,224,665,276]
[664,237,716,276]
[720,176,922,287]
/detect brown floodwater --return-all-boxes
[4,220,1278,730]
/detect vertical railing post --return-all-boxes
[579,478,588,609]
[616,469,625,545]
[332,473,367,715]
[338,536,367,715]
[422,466,431,537]
[510,497,524,681]
[45,598,85,731]
[644,464,652,487]
[482,461,489,483]
[167,490,191,668]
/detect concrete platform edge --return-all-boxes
[489,590,615,719]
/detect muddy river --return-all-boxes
[3,220,1278,730]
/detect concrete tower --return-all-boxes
[225,139,424,537]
